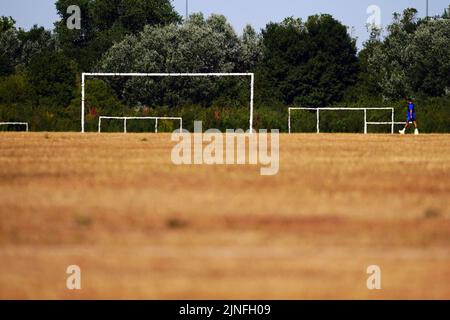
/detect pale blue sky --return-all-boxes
[1,0,448,48]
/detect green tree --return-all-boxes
[27,51,77,107]
[346,26,383,101]
[54,0,181,70]
[0,16,15,33]
[238,25,262,71]
[0,17,20,76]
[0,73,30,104]
[443,6,450,19]
[18,25,56,68]
[408,20,450,96]
[259,15,358,107]
[367,8,450,99]
[0,17,55,75]
[99,13,249,107]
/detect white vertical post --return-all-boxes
[288,108,291,134]
[249,73,254,134]
[81,73,85,133]
[25,123,29,132]
[98,117,101,133]
[391,108,395,134]
[155,118,158,133]
[316,109,320,134]
[364,108,367,134]
[124,118,127,133]
[180,119,183,132]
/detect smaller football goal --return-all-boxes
[98,116,183,133]
[288,107,397,134]
[0,122,29,132]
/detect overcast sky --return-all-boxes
[1,0,448,48]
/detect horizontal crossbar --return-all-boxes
[289,107,394,111]
[83,73,253,77]
[99,116,182,120]
[367,122,411,125]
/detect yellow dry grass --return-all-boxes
[0,132,449,299]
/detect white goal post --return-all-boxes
[288,107,398,134]
[98,116,183,133]
[81,73,255,133]
[0,122,29,132]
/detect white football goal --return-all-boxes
[98,116,183,133]
[288,107,399,134]
[0,122,29,132]
[81,73,255,133]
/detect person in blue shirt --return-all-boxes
[399,98,419,135]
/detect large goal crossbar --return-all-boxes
[81,72,255,133]
[288,107,397,134]
[0,122,29,132]
[98,116,183,133]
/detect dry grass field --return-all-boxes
[0,132,449,299]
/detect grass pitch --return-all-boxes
[0,132,449,299]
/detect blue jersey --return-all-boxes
[407,103,416,121]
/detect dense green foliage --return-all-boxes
[259,16,358,107]
[54,0,181,70]
[99,13,258,107]
[0,2,449,132]
[363,8,450,99]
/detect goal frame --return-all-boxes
[98,116,183,133]
[81,73,255,133]
[0,122,29,132]
[288,107,396,134]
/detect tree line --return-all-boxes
[0,1,449,132]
